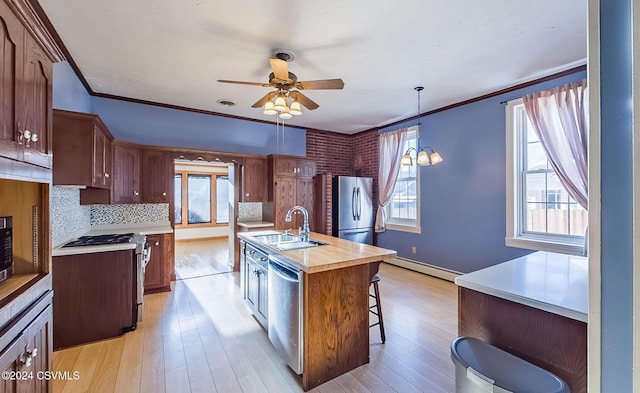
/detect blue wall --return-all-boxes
[52,61,305,156]
[599,0,633,390]
[52,62,91,113]
[377,70,587,274]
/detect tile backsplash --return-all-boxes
[91,203,169,225]
[51,187,91,243]
[238,202,262,221]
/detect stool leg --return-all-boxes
[373,281,385,343]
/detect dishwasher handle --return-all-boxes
[269,259,300,282]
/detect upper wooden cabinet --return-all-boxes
[266,155,317,230]
[0,0,57,170]
[141,149,172,203]
[112,142,141,204]
[242,157,267,202]
[52,110,114,189]
[273,156,317,177]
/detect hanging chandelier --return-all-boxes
[401,86,444,166]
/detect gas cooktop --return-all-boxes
[62,233,135,248]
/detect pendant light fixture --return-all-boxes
[262,90,304,119]
[401,86,444,166]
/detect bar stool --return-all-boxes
[369,274,386,343]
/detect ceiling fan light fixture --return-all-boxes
[263,101,277,115]
[274,94,288,112]
[289,101,302,116]
[279,109,293,120]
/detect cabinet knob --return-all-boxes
[104,173,110,178]
[246,193,250,197]
[162,192,166,196]
[134,191,139,196]
[155,242,159,246]
[31,133,38,143]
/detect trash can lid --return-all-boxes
[450,337,570,393]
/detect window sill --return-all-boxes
[505,236,586,256]
[385,223,422,234]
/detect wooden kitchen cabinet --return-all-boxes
[240,241,268,329]
[0,0,55,170]
[112,142,141,204]
[241,157,267,202]
[52,110,114,189]
[144,233,172,293]
[0,290,53,393]
[266,155,317,230]
[141,149,172,203]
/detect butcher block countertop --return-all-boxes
[238,231,397,273]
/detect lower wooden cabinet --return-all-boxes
[0,291,52,393]
[144,233,172,293]
[241,241,268,329]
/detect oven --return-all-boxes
[0,216,13,283]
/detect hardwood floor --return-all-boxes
[52,263,458,393]
[174,238,231,279]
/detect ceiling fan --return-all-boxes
[217,50,344,117]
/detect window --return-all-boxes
[385,126,421,233]
[506,99,587,254]
[174,174,182,224]
[175,171,229,227]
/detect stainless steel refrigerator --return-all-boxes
[332,176,374,244]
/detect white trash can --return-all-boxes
[450,337,570,393]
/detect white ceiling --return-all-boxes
[39,0,586,134]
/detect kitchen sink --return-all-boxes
[252,233,328,250]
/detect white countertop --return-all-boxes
[454,251,588,322]
[52,222,173,257]
[237,221,274,229]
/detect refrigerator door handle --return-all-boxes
[356,187,361,220]
[351,187,357,221]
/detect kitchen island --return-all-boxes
[238,231,396,391]
[455,251,588,393]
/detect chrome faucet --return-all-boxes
[285,206,310,242]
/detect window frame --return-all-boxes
[385,126,421,234]
[505,98,586,255]
[174,170,228,228]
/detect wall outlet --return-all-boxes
[411,246,416,254]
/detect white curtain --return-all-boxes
[375,128,408,232]
[523,80,589,252]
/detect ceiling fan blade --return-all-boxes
[269,58,289,81]
[297,79,345,90]
[217,79,270,87]
[251,92,276,108]
[291,91,319,110]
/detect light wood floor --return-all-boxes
[52,263,458,393]
[174,238,231,280]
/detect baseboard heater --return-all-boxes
[383,257,461,282]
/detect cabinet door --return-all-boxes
[141,149,172,203]
[297,160,317,177]
[245,262,258,309]
[274,177,296,230]
[296,177,314,230]
[144,234,165,290]
[21,32,53,168]
[242,157,267,202]
[113,144,141,203]
[0,305,52,393]
[256,266,268,326]
[274,157,298,177]
[92,125,109,188]
[0,3,23,162]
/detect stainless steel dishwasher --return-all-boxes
[268,254,304,375]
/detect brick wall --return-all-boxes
[306,128,380,239]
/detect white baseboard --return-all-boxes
[383,257,461,282]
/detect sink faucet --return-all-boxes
[285,206,310,242]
